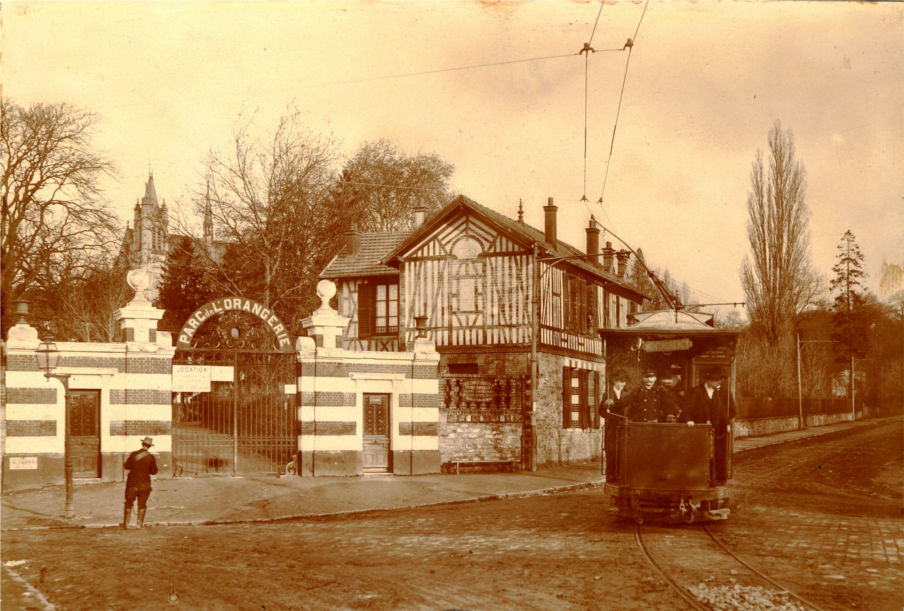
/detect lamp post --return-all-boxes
[36,339,74,518]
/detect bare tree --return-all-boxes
[30,260,131,342]
[1,100,118,337]
[190,108,344,328]
[740,120,814,342]
[334,139,454,232]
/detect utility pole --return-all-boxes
[796,332,804,430]
[850,353,856,422]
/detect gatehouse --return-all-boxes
[1,280,443,491]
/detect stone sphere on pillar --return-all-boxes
[316,279,337,311]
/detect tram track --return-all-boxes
[634,522,825,611]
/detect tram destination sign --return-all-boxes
[642,338,693,353]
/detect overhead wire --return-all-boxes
[581,2,607,203]
[596,0,649,209]
[299,50,619,90]
[587,1,606,48]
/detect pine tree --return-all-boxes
[829,230,867,409]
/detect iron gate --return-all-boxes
[172,350,297,476]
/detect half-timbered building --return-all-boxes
[320,195,648,469]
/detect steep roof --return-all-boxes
[383,195,647,299]
[319,231,410,279]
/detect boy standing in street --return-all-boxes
[123,436,158,529]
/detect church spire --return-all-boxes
[203,178,214,244]
[142,169,158,207]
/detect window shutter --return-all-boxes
[602,289,610,329]
[579,369,589,429]
[562,276,571,330]
[587,283,597,334]
[562,366,572,428]
[357,282,375,339]
[592,370,601,428]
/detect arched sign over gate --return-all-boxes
[176,297,294,353]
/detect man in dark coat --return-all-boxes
[599,371,629,481]
[622,366,667,423]
[123,436,158,529]
[659,365,686,422]
[686,369,733,484]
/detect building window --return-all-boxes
[357,281,399,338]
[375,283,398,334]
[451,236,484,314]
[448,363,478,375]
[563,275,598,334]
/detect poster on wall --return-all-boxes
[172,365,212,392]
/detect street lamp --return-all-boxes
[36,339,74,518]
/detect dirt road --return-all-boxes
[3,420,901,610]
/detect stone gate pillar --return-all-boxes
[296,280,441,477]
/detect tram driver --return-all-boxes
[621,365,670,423]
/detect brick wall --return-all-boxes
[3,328,175,491]
[297,336,442,477]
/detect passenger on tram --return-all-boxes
[686,369,733,484]
[600,370,629,479]
[659,365,685,423]
[685,369,724,425]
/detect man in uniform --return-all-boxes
[622,366,667,423]
[123,436,158,529]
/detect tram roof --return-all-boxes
[599,309,740,338]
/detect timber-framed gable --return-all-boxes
[320,194,649,469]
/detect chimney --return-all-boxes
[602,241,615,273]
[343,226,360,256]
[616,249,631,278]
[585,217,600,266]
[543,197,557,247]
[413,205,427,229]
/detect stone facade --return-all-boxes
[438,352,528,468]
[534,352,604,467]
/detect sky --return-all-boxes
[3,1,903,316]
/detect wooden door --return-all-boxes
[363,393,390,472]
[69,390,101,477]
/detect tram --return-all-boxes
[599,309,740,524]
